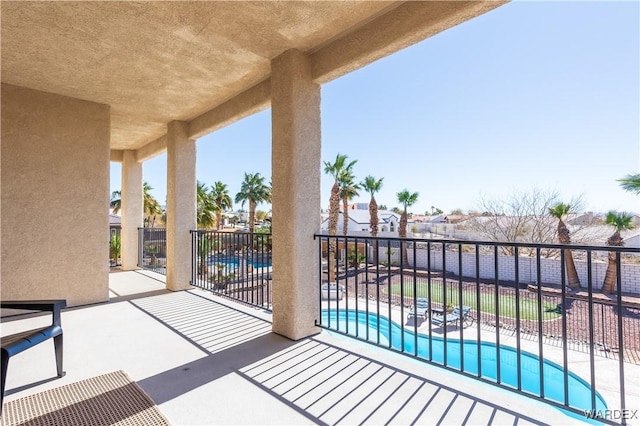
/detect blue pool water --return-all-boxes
[207,256,271,269]
[321,309,607,412]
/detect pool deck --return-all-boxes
[2,270,637,425]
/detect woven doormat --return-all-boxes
[1,370,170,426]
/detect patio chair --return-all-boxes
[407,298,429,321]
[1,300,66,415]
[431,305,473,329]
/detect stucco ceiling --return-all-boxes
[1,1,504,151]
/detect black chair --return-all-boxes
[1,300,66,414]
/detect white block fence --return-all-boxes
[372,244,640,295]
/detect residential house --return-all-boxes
[109,214,121,238]
[320,209,411,237]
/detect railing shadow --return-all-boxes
[132,291,557,425]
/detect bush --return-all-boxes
[347,247,366,267]
[109,234,121,264]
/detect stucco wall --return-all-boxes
[1,84,110,306]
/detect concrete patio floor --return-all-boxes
[1,270,605,425]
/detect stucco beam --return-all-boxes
[132,80,269,159]
[188,79,271,140]
[110,150,124,162]
[311,1,508,84]
[136,134,167,162]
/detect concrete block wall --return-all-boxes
[402,244,640,295]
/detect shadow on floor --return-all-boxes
[134,291,554,425]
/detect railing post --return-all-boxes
[190,230,196,286]
[137,227,144,268]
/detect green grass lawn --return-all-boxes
[390,282,561,320]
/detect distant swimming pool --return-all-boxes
[207,256,272,269]
[321,309,607,412]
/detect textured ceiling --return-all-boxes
[1,1,504,151]
[1,1,399,149]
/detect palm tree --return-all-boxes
[397,189,419,265]
[601,211,635,294]
[397,190,419,237]
[361,175,383,264]
[323,154,356,282]
[110,181,163,227]
[548,203,581,289]
[235,173,271,233]
[338,169,360,236]
[143,182,163,227]
[255,210,269,222]
[110,190,122,214]
[361,176,384,237]
[618,173,640,195]
[211,181,232,230]
[197,181,216,230]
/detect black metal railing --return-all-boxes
[190,230,272,309]
[315,234,640,425]
[138,227,167,275]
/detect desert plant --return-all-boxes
[618,173,640,195]
[211,181,233,229]
[397,189,419,265]
[347,247,366,267]
[469,188,587,255]
[109,234,121,265]
[235,173,271,233]
[196,234,213,276]
[146,244,158,266]
[361,175,383,264]
[324,154,356,282]
[601,211,635,294]
[548,203,581,289]
[197,181,216,230]
[338,169,359,236]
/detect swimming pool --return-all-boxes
[321,309,607,412]
[207,256,272,269]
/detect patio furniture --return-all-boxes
[431,305,473,329]
[407,298,430,320]
[321,284,345,301]
[1,300,66,414]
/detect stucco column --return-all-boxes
[271,49,321,340]
[166,120,196,291]
[120,150,143,270]
[1,84,110,306]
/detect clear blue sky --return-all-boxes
[110,1,639,215]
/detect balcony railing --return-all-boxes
[315,234,640,425]
[137,227,167,275]
[190,230,272,309]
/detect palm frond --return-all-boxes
[618,173,640,195]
